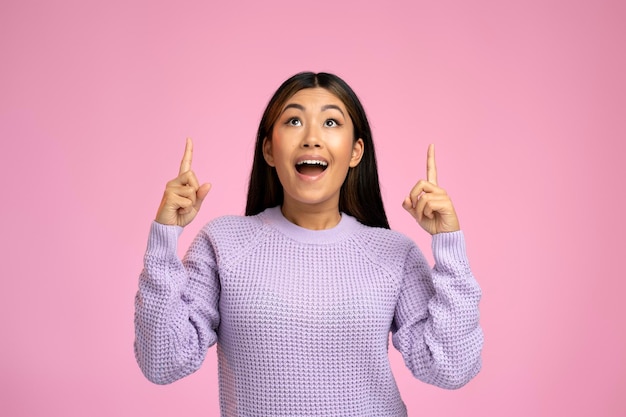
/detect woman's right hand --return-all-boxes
[155,138,212,227]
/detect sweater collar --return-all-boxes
[261,206,360,244]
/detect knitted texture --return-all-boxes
[135,206,483,416]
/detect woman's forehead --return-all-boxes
[283,87,345,110]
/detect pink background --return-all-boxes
[1,0,625,415]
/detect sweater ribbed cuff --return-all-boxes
[431,230,468,265]
[145,221,184,259]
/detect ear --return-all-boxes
[262,137,275,167]
[349,138,364,168]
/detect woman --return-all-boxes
[135,72,483,416]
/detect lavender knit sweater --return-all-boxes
[135,206,483,416]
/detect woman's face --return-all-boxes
[263,87,364,214]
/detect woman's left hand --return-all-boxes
[402,144,461,235]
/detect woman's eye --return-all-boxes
[324,119,339,127]
[287,118,301,126]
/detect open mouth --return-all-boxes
[295,159,328,176]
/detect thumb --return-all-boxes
[402,197,413,212]
[195,183,212,210]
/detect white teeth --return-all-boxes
[296,160,328,166]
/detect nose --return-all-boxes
[301,125,322,148]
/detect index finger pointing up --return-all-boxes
[427,143,438,185]
[179,138,193,175]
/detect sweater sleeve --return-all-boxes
[391,231,483,389]
[134,222,220,384]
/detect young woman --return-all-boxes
[135,72,483,416]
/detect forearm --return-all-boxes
[394,231,483,389]
[134,222,218,384]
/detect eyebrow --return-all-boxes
[321,104,345,117]
[281,103,346,117]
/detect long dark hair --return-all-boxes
[245,72,389,229]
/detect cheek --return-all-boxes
[268,132,283,155]
[271,127,293,149]
[332,137,358,162]
[269,135,295,171]
[271,140,289,163]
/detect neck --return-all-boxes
[281,199,341,230]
